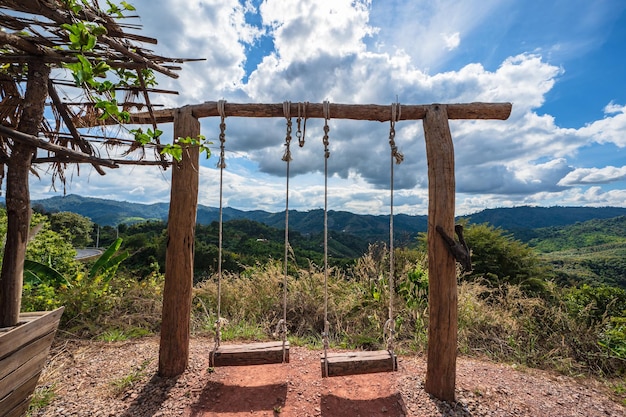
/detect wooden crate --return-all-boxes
[0,308,64,417]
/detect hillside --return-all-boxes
[530,216,626,288]
[463,206,626,241]
[31,195,626,244]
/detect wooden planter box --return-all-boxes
[0,307,64,417]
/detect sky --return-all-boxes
[27,0,626,216]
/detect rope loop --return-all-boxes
[282,101,292,162]
[298,101,308,147]
[217,99,227,169]
[322,100,330,159]
[389,101,404,164]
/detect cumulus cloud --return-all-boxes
[25,0,626,216]
[558,166,626,186]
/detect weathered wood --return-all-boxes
[210,341,290,367]
[0,125,118,169]
[0,373,38,417]
[0,308,63,417]
[320,350,397,377]
[423,105,458,402]
[0,308,64,359]
[0,332,54,380]
[0,343,49,400]
[108,101,512,126]
[0,61,49,327]
[158,107,200,377]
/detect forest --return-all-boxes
[3,205,625,407]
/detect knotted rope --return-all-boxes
[212,99,227,364]
[279,101,292,363]
[385,101,402,366]
[322,100,331,376]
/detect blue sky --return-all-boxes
[28,0,626,216]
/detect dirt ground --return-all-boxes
[33,336,625,417]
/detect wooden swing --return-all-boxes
[320,102,399,377]
[209,101,294,367]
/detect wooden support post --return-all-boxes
[423,104,458,402]
[158,106,200,377]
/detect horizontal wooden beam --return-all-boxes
[90,101,512,126]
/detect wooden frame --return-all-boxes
[156,100,512,401]
[209,341,290,367]
[321,350,397,377]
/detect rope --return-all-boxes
[322,100,330,376]
[385,101,402,367]
[280,101,291,363]
[212,99,227,364]
[297,101,308,147]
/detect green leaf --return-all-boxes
[121,1,136,11]
[89,238,128,280]
[24,259,71,288]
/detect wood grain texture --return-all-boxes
[123,101,512,124]
[210,341,290,367]
[0,308,63,417]
[423,105,458,402]
[158,107,200,377]
[321,350,397,377]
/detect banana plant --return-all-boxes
[89,238,129,282]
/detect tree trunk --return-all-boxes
[0,61,50,327]
[423,104,458,402]
[158,106,200,377]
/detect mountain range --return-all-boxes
[30,194,626,243]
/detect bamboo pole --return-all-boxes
[158,106,200,377]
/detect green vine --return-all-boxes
[160,135,212,162]
[58,1,193,161]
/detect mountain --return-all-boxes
[31,195,427,244]
[31,195,626,244]
[462,206,626,241]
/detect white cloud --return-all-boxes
[442,32,461,50]
[558,166,626,186]
[21,0,626,216]
[577,103,626,147]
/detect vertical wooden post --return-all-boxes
[158,106,200,377]
[423,104,458,402]
[0,61,49,327]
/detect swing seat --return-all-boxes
[321,350,397,377]
[210,341,290,367]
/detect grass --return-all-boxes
[26,245,626,384]
[109,359,152,397]
[27,384,56,416]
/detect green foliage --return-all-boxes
[23,259,70,288]
[50,211,94,248]
[563,284,626,325]
[109,359,151,397]
[0,209,80,280]
[156,135,212,161]
[463,222,551,294]
[27,384,56,416]
[530,216,626,253]
[89,238,129,281]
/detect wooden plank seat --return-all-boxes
[320,350,397,377]
[209,341,289,367]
